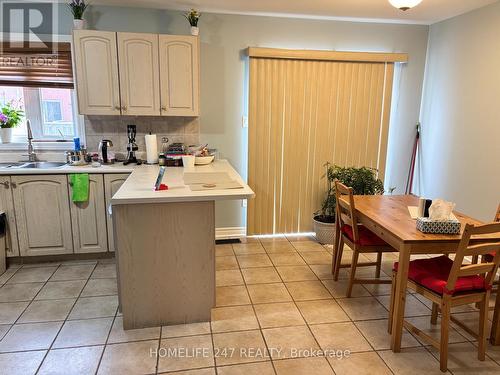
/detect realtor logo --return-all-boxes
[0,1,58,52]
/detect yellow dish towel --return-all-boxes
[70,173,89,202]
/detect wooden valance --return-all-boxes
[247,47,408,63]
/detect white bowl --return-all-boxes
[195,155,215,165]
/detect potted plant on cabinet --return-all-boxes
[0,102,24,144]
[313,163,385,244]
[68,0,89,30]
[185,9,201,36]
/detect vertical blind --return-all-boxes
[247,48,407,235]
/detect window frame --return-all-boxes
[0,33,84,151]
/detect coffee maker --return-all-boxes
[98,139,113,164]
[123,125,142,165]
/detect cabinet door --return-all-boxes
[117,32,160,116]
[12,175,73,256]
[73,30,121,115]
[159,35,199,116]
[104,174,130,252]
[69,174,108,253]
[0,177,19,257]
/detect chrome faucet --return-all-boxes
[26,119,36,162]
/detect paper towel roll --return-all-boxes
[145,134,158,164]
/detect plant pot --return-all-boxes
[73,19,86,30]
[0,128,13,143]
[313,215,335,245]
[190,26,199,36]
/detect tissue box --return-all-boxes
[416,217,461,234]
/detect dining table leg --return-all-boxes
[332,219,341,275]
[491,283,500,345]
[391,243,411,352]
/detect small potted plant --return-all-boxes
[184,9,201,36]
[68,0,89,30]
[0,102,24,144]
[313,163,384,244]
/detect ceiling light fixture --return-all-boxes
[389,0,423,11]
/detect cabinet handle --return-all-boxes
[161,106,167,111]
[115,105,121,110]
[121,106,127,111]
[1,181,9,189]
[11,182,17,188]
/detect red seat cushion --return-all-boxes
[393,255,490,296]
[341,224,388,247]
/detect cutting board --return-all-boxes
[189,181,243,191]
[183,172,233,185]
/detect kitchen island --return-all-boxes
[111,160,254,329]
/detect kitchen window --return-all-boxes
[0,40,81,147]
[0,86,79,142]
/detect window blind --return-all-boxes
[247,48,405,235]
[0,42,74,88]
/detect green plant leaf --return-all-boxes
[315,164,385,222]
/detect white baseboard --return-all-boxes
[216,227,246,240]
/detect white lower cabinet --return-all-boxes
[0,176,19,257]
[104,173,130,252]
[1,172,130,258]
[12,175,73,256]
[69,174,108,253]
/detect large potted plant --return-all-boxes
[313,163,384,244]
[0,102,24,144]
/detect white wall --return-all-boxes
[193,14,429,229]
[9,4,430,229]
[74,7,430,229]
[418,1,500,221]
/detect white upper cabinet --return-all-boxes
[117,33,160,116]
[73,30,121,115]
[159,35,200,116]
[72,30,199,117]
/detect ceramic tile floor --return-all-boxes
[0,236,499,374]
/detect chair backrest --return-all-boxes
[495,204,500,222]
[334,181,360,242]
[446,222,500,293]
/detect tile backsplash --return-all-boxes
[84,116,200,157]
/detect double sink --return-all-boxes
[0,162,67,169]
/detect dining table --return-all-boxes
[333,194,500,351]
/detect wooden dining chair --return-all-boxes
[490,204,500,344]
[481,203,500,265]
[472,204,500,265]
[388,222,500,372]
[472,204,500,309]
[332,181,396,297]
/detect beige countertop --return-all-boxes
[111,160,255,205]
